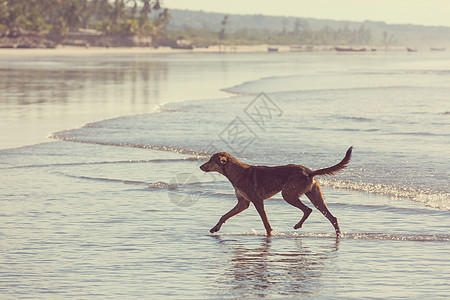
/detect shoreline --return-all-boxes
[0,44,413,56]
[0,44,286,55]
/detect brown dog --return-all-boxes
[200,147,352,236]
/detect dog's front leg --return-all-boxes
[210,197,250,233]
[253,200,272,236]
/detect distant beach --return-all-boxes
[0,44,279,55]
[0,44,422,57]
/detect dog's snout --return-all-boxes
[200,162,208,171]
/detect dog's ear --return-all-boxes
[219,155,227,165]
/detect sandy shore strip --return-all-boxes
[0,44,296,56]
[0,45,411,56]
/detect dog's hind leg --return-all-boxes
[282,187,313,230]
[210,196,250,233]
[306,181,341,236]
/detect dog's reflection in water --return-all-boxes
[210,235,340,297]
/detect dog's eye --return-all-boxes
[220,156,227,164]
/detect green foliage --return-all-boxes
[0,1,377,46]
[48,17,68,41]
[0,0,164,39]
[25,10,47,31]
[168,10,385,46]
[96,17,141,36]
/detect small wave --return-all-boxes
[297,126,380,133]
[80,176,147,185]
[339,116,374,122]
[77,175,147,185]
[0,158,202,170]
[332,202,447,216]
[57,172,147,185]
[49,132,211,157]
[226,81,421,96]
[342,232,450,242]
[212,231,450,242]
[319,179,450,211]
[390,131,448,137]
[353,69,450,76]
[148,181,170,189]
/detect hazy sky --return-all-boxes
[165,0,450,27]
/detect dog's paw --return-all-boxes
[293,223,302,230]
[210,226,219,233]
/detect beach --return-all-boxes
[0,48,449,298]
[0,44,290,57]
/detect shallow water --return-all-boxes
[0,51,449,299]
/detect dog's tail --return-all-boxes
[310,146,353,177]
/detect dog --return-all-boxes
[200,147,352,237]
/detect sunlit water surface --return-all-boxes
[0,51,449,298]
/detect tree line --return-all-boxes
[0,1,382,47]
[169,10,376,46]
[0,0,169,41]
[233,23,372,45]
[174,22,373,47]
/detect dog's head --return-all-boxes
[200,152,232,174]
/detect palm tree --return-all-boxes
[139,0,151,26]
[64,0,89,30]
[157,8,171,29]
[219,15,228,40]
[91,0,112,23]
[112,0,128,25]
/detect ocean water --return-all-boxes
[0,51,449,299]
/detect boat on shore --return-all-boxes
[406,47,417,52]
[334,46,366,52]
